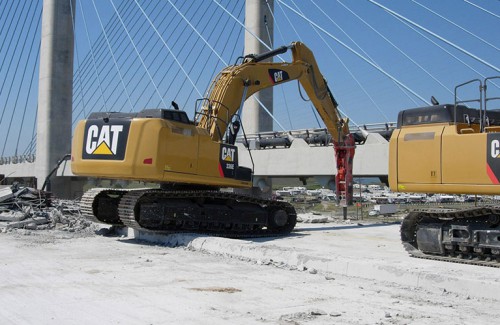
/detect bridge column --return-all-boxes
[243,0,274,134]
[36,0,76,197]
[243,0,274,196]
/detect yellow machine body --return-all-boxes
[389,104,500,194]
[391,96,500,267]
[71,113,252,188]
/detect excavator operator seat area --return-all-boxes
[485,110,500,129]
[397,104,479,128]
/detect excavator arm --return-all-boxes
[197,42,355,204]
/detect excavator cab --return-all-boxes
[389,76,500,195]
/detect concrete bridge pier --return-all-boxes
[36,0,80,198]
[243,0,275,196]
[243,0,274,134]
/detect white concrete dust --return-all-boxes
[0,218,499,324]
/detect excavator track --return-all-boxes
[80,188,127,225]
[401,206,500,268]
[81,188,297,238]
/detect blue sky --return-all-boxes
[0,0,499,156]
[72,0,500,130]
[271,0,499,128]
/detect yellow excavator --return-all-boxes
[390,76,500,266]
[71,42,354,236]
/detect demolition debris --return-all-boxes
[0,184,92,233]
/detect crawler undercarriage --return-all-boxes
[401,206,500,267]
[80,188,297,238]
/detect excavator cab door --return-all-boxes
[396,125,444,185]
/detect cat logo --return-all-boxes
[268,69,290,84]
[486,134,500,184]
[491,139,500,158]
[221,147,235,162]
[219,144,238,178]
[83,120,130,160]
[86,125,123,155]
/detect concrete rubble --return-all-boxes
[296,212,330,223]
[0,184,92,233]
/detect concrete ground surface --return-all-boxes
[0,219,499,324]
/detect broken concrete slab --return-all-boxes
[0,210,29,222]
[5,216,51,230]
[0,187,14,203]
[297,212,330,223]
[0,190,95,233]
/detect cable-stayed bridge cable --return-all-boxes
[0,1,15,50]
[212,0,289,130]
[165,1,225,105]
[15,30,41,157]
[368,0,500,73]
[212,0,285,62]
[70,0,87,120]
[0,0,21,69]
[74,0,164,119]
[295,0,390,122]
[335,0,454,99]
[464,0,500,20]
[0,0,29,107]
[184,0,244,109]
[90,0,135,111]
[294,0,391,122]
[0,0,35,128]
[109,0,167,109]
[128,0,192,110]
[391,12,500,90]
[330,0,420,107]
[1,1,41,156]
[139,0,200,109]
[168,0,229,67]
[133,0,203,98]
[277,0,430,105]
[265,0,295,129]
[412,0,499,52]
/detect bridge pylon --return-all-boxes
[36,0,84,198]
[242,0,274,196]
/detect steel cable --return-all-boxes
[2,1,42,156]
[72,0,157,121]
[0,0,35,128]
[86,0,169,115]
[0,0,28,108]
[183,0,244,110]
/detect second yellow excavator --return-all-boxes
[390,76,500,266]
[71,42,354,236]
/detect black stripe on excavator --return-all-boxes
[268,69,290,84]
[219,144,238,178]
[487,133,500,184]
[82,119,131,160]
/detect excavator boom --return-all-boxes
[197,42,350,143]
[196,42,354,203]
